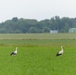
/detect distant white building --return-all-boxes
[50,30,58,34]
[69,28,76,33]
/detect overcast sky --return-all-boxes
[0,0,76,22]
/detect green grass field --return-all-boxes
[0,33,76,75]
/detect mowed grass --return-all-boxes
[0,33,76,75]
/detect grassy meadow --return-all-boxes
[0,33,76,75]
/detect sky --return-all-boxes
[0,0,76,22]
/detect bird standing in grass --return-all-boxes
[10,47,18,56]
[56,46,64,56]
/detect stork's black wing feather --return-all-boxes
[56,52,62,56]
[10,52,16,56]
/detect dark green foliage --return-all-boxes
[0,16,76,33]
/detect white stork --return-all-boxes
[10,47,18,56]
[56,46,64,56]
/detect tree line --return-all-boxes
[0,16,76,33]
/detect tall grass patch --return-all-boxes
[0,34,75,75]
